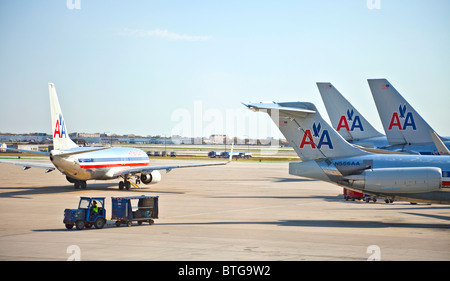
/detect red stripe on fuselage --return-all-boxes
[80,162,149,169]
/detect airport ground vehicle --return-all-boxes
[343,188,380,203]
[64,197,106,230]
[111,196,159,227]
[239,152,252,159]
[343,188,365,201]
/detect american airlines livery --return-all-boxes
[316,82,388,149]
[244,101,450,204]
[0,83,231,190]
[368,78,450,155]
[318,80,450,155]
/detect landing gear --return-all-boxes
[118,175,141,190]
[74,180,87,189]
[118,180,131,190]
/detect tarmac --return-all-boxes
[0,158,449,261]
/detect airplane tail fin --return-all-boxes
[368,79,435,145]
[244,102,369,161]
[48,83,78,150]
[316,82,384,141]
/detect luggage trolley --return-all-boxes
[111,195,159,227]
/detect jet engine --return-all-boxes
[140,170,162,184]
[346,167,442,194]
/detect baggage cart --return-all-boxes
[111,195,159,227]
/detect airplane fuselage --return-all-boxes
[51,146,149,181]
[290,154,450,204]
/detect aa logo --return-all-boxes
[388,104,416,131]
[336,109,364,132]
[54,114,67,138]
[300,122,333,149]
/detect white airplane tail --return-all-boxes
[368,79,436,145]
[317,82,384,141]
[244,102,369,161]
[48,83,78,150]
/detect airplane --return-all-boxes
[368,78,450,155]
[0,83,231,190]
[244,101,450,204]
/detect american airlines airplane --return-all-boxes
[0,83,231,190]
[317,80,450,155]
[244,101,450,204]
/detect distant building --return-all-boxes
[209,134,228,144]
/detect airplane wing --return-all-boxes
[113,145,234,177]
[0,159,56,172]
[112,160,231,177]
[0,146,50,156]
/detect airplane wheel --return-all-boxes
[80,181,87,189]
[125,181,131,190]
[119,181,124,190]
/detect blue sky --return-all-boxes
[0,0,449,138]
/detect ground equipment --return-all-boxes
[111,195,159,227]
[64,197,107,230]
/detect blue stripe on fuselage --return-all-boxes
[78,157,149,163]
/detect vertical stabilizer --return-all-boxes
[317,82,384,141]
[244,102,369,161]
[368,79,435,145]
[48,83,78,150]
